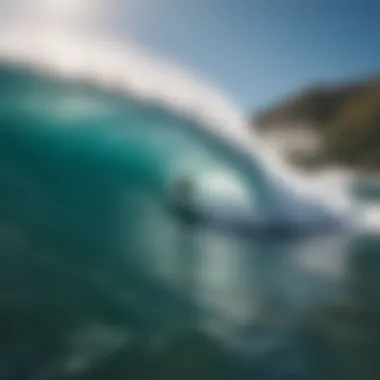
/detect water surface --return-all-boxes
[0,65,379,380]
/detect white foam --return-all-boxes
[356,203,380,234]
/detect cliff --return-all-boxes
[252,76,380,170]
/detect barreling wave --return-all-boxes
[1,17,377,232]
[0,25,357,209]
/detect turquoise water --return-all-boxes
[0,65,380,380]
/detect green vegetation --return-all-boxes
[253,77,380,170]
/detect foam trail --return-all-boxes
[0,0,378,232]
[356,203,380,234]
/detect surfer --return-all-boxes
[170,176,202,225]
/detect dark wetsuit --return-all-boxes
[170,179,202,226]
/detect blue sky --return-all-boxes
[117,0,380,113]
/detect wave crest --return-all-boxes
[0,18,359,220]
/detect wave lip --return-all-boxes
[0,25,245,132]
